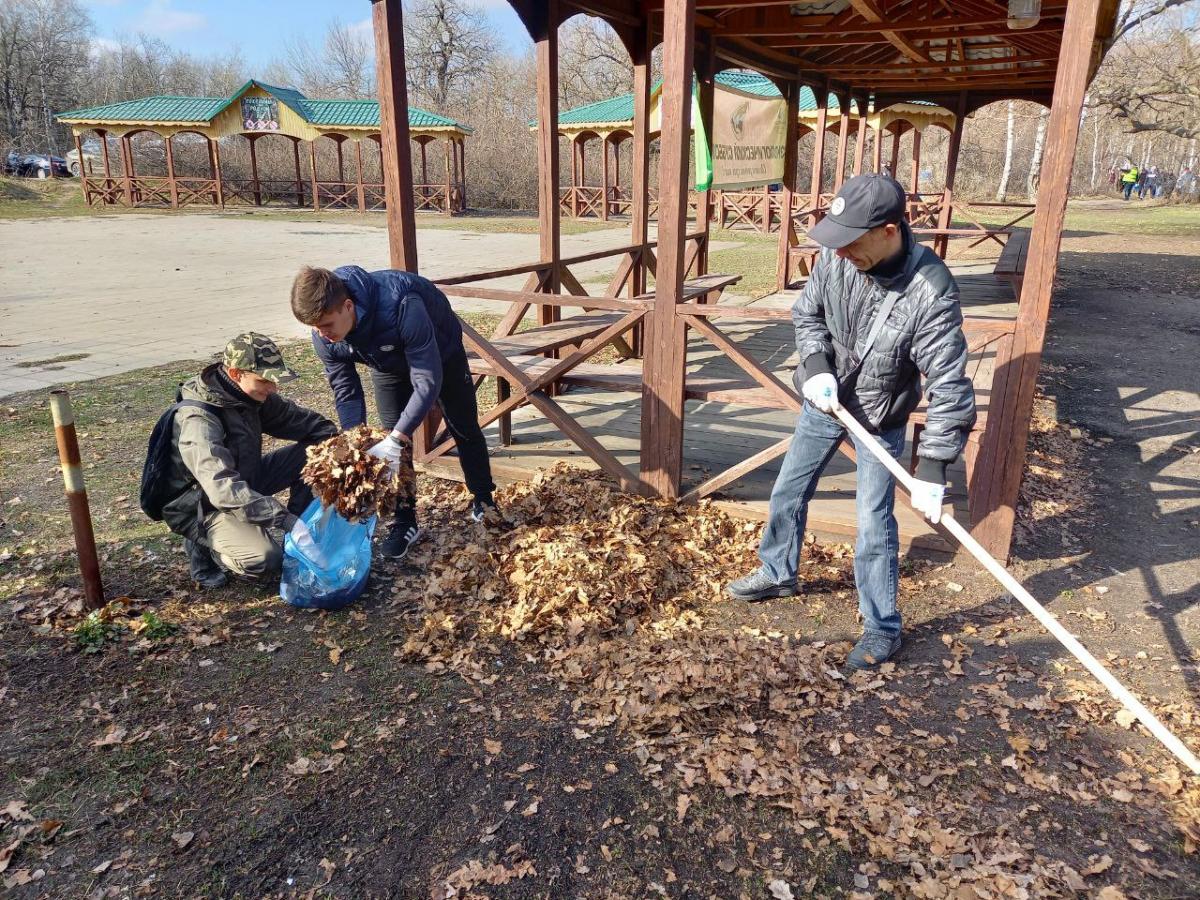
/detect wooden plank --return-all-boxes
[775,78,801,291]
[639,0,695,499]
[443,285,650,311]
[686,316,802,411]
[630,25,651,298]
[371,0,418,271]
[681,436,793,503]
[833,89,852,192]
[536,0,561,309]
[971,0,1104,562]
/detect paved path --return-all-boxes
[0,214,735,397]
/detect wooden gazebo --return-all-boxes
[57,79,471,215]
[552,73,959,234]
[370,0,1116,562]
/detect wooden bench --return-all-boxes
[993,228,1031,294]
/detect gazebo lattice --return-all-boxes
[56,79,472,215]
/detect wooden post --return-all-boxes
[372,0,419,271]
[934,92,969,258]
[443,136,453,216]
[534,0,562,311]
[419,138,428,205]
[600,135,610,221]
[972,0,1104,561]
[775,78,801,291]
[852,94,868,176]
[630,25,651,300]
[458,139,467,210]
[355,140,366,211]
[292,138,303,206]
[212,138,225,209]
[696,37,716,273]
[890,126,901,178]
[98,129,112,180]
[335,137,345,186]
[309,139,320,211]
[871,123,883,173]
[248,135,261,206]
[910,128,922,196]
[639,0,694,498]
[73,132,89,204]
[809,84,829,212]
[164,133,178,208]
[834,92,852,191]
[121,134,135,206]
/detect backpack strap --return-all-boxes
[858,243,928,362]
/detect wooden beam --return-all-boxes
[535,0,562,308]
[775,78,801,291]
[852,94,868,175]
[847,0,932,63]
[372,0,418,271]
[768,18,1064,47]
[971,0,1105,562]
[833,90,851,191]
[639,0,694,499]
[630,24,652,299]
[809,82,829,211]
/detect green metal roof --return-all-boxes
[57,80,471,133]
[552,72,842,128]
[57,95,226,123]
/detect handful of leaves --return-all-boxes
[301,425,415,523]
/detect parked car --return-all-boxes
[66,141,102,176]
[4,150,71,178]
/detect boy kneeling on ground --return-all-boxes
[157,333,338,588]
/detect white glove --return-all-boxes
[367,433,406,474]
[910,480,946,524]
[802,372,840,413]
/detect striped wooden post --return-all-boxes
[49,390,104,610]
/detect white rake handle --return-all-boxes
[833,406,1200,775]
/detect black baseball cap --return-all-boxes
[809,173,908,250]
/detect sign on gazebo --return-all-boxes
[708,87,787,190]
[241,96,280,132]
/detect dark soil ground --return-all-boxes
[2,203,1199,899]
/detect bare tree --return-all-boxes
[0,0,92,150]
[403,0,496,111]
[280,20,370,98]
[1026,107,1048,201]
[558,16,631,110]
[995,101,1016,201]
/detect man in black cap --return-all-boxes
[727,174,976,671]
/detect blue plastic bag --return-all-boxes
[280,499,376,610]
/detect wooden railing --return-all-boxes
[78,175,463,213]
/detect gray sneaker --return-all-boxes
[726,568,799,602]
[845,631,902,671]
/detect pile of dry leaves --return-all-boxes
[302,425,415,522]
[400,466,1198,897]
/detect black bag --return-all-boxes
[139,398,218,522]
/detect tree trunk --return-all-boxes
[1090,113,1100,192]
[996,100,1016,202]
[1026,107,1048,202]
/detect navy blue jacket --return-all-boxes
[312,266,465,436]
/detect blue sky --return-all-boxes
[84,0,532,68]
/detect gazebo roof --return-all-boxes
[57,79,471,135]
[552,71,953,138]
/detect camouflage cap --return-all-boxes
[222,332,298,383]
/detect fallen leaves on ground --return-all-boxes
[398,465,1199,897]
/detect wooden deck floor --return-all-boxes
[426,256,1018,555]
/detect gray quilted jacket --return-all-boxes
[792,223,976,482]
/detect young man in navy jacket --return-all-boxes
[291,265,496,559]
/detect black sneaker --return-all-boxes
[380,523,424,560]
[469,496,498,524]
[185,539,227,589]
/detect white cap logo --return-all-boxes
[831,197,846,216]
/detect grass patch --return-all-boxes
[14,353,91,369]
[708,229,778,298]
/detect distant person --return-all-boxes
[148,334,337,588]
[1121,165,1139,201]
[725,175,975,672]
[291,265,498,561]
[1137,167,1151,199]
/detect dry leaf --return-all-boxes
[484,739,502,756]
[676,794,691,823]
[171,831,194,850]
[768,879,795,900]
[302,426,413,522]
[92,726,127,748]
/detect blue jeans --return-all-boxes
[758,402,907,637]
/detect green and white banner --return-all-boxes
[707,85,787,190]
